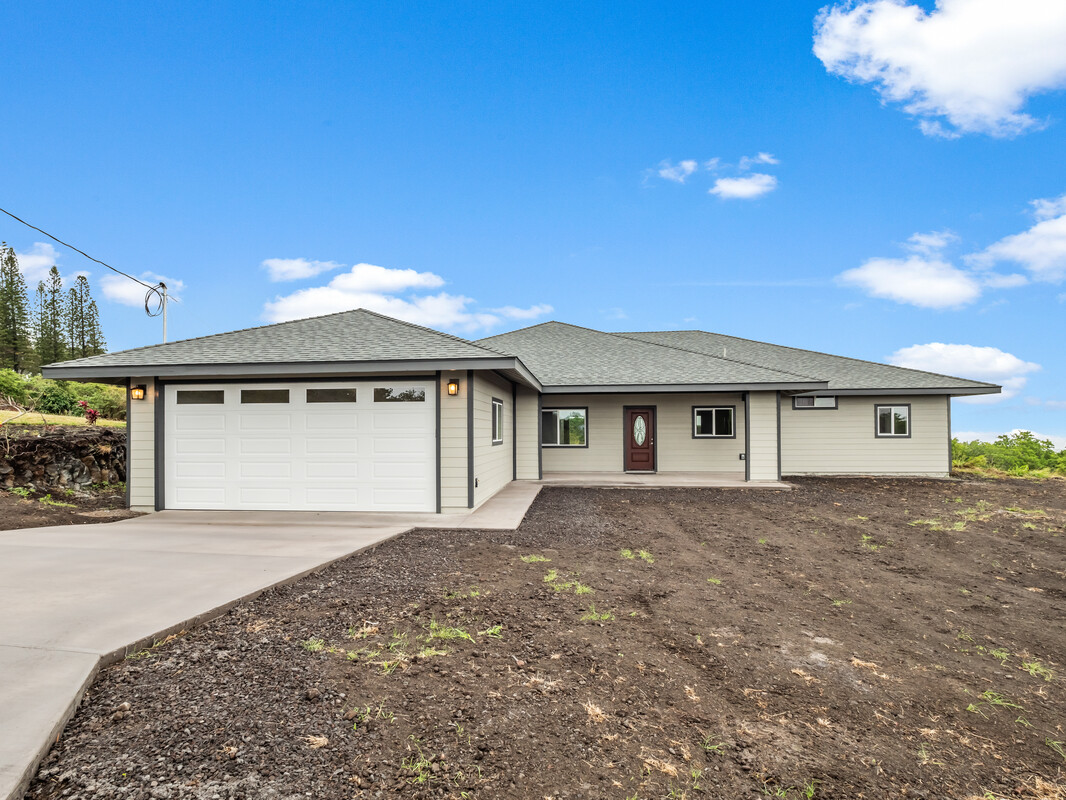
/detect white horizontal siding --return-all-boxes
[439,370,468,512]
[472,372,512,508]
[747,391,779,481]
[128,377,155,511]
[515,385,539,479]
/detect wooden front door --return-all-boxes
[624,407,655,472]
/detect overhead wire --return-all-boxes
[0,206,167,318]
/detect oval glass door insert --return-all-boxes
[633,415,647,446]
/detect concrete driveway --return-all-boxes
[0,483,540,800]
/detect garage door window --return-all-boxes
[374,387,426,402]
[306,388,357,403]
[241,389,290,404]
[176,390,225,405]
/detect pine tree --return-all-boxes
[35,266,67,366]
[86,299,106,355]
[0,243,36,371]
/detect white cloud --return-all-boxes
[13,242,61,284]
[905,229,958,255]
[813,0,1066,137]
[737,152,779,170]
[657,159,699,183]
[838,255,981,308]
[102,271,185,307]
[490,304,554,320]
[261,257,343,282]
[709,173,778,200]
[967,195,1066,282]
[980,272,1028,288]
[262,261,550,333]
[888,342,1040,403]
[703,158,721,171]
[954,429,1066,450]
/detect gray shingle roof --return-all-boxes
[477,322,824,387]
[48,308,510,369]
[618,330,998,392]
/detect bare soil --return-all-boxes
[0,485,135,530]
[26,478,1066,800]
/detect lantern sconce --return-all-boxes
[447,379,460,397]
[130,384,147,401]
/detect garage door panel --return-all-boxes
[166,381,436,512]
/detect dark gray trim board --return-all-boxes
[160,375,438,386]
[541,381,828,394]
[537,393,543,480]
[691,405,738,439]
[466,369,474,509]
[776,391,782,481]
[43,357,544,391]
[946,395,952,475]
[743,392,750,482]
[435,371,442,514]
[154,379,165,512]
[511,382,517,481]
[124,378,131,510]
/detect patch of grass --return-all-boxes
[1021,659,1054,682]
[859,533,884,551]
[543,568,559,583]
[757,538,768,545]
[0,409,126,428]
[700,737,727,755]
[417,646,448,659]
[707,577,722,585]
[957,629,976,643]
[1047,739,1066,762]
[519,554,550,563]
[968,690,1023,717]
[990,648,1010,664]
[477,624,504,638]
[427,620,473,642]
[637,549,654,563]
[620,548,635,560]
[831,599,852,608]
[580,603,614,622]
[301,637,326,653]
[6,487,30,498]
[38,493,75,508]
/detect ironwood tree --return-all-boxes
[0,243,36,371]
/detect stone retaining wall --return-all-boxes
[0,427,126,491]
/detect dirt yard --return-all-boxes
[0,484,135,530]
[26,478,1066,800]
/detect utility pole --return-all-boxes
[160,282,168,343]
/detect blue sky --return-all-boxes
[2,1,1065,444]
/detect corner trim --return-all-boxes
[466,369,474,509]
[946,395,952,476]
[124,379,131,509]
[776,390,782,481]
[511,382,517,481]
[743,391,750,482]
[537,393,543,480]
[154,379,165,511]
[435,371,442,514]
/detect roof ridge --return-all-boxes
[609,331,821,382]
[623,330,998,388]
[57,308,509,368]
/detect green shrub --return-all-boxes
[33,382,78,415]
[0,371,126,420]
[73,383,126,420]
[0,369,30,405]
[953,432,1066,477]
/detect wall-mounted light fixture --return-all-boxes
[130,384,147,401]
[447,379,460,396]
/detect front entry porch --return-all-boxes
[538,471,791,489]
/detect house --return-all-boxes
[42,309,1000,513]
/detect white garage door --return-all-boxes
[164,380,436,511]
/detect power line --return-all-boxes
[0,206,167,319]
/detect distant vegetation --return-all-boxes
[953,431,1066,479]
[0,369,125,421]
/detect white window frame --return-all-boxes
[541,408,588,448]
[875,404,911,438]
[692,406,736,439]
[792,395,837,409]
[491,397,504,445]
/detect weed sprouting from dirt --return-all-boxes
[477,624,504,638]
[1021,659,1054,681]
[707,577,722,585]
[1046,739,1066,763]
[637,549,654,563]
[300,637,325,653]
[620,549,635,560]
[427,620,473,642]
[520,554,550,563]
[581,604,614,622]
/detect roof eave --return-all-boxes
[42,356,544,391]
[540,381,829,394]
[790,386,1001,397]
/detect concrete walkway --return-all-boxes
[0,482,542,800]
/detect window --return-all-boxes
[306,388,357,403]
[541,408,587,447]
[876,404,910,437]
[176,390,225,405]
[374,387,426,402]
[241,389,289,404]
[491,398,504,445]
[793,395,837,409]
[693,406,735,438]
